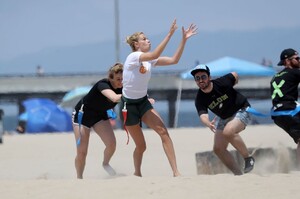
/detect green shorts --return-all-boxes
[120,95,153,126]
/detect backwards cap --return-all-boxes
[190,64,210,76]
[278,48,298,66]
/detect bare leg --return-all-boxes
[222,119,250,158]
[73,123,90,179]
[126,124,146,177]
[297,141,300,169]
[214,130,243,175]
[93,120,117,176]
[142,109,181,177]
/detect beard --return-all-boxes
[199,81,210,91]
[291,61,300,69]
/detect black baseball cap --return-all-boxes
[190,64,210,76]
[278,48,298,66]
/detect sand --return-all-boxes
[0,124,299,199]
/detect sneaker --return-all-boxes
[244,156,255,173]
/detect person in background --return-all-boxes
[72,63,123,179]
[121,19,197,177]
[15,111,27,134]
[15,121,26,134]
[191,64,255,175]
[270,48,300,166]
[36,65,44,77]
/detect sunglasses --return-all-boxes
[194,74,208,81]
[288,57,300,61]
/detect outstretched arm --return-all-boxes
[155,23,197,66]
[102,89,122,103]
[140,19,178,62]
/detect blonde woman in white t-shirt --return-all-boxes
[121,19,197,177]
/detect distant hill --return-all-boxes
[1,27,299,75]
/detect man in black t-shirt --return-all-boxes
[192,64,254,175]
[270,48,300,166]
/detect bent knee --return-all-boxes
[213,145,226,155]
[77,150,88,159]
[222,129,236,138]
[156,126,169,137]
[136,143,147,153]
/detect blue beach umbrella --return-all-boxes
[19,112,28,121]
[22,98,73,133]
[60,85,92,107]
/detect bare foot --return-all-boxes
[134,173,142,177]
[103,164,116,176]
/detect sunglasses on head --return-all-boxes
[194,74,208,81]
[288,57,300,61]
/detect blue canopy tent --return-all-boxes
[22,98,73,133]
[181,56,276,79]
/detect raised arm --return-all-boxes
[139,19,178,62]
[155,23,197,66]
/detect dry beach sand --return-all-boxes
[0,125,300,199]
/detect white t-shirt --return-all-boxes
[122,51,157,99]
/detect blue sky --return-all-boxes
[0,0,299,118]
[1,0,300,64]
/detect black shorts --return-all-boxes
[272,112,300,143]
[72,105,109,128]
[120,95,153,126]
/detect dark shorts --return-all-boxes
[120,95,153,126]
[72,105,109,128]
[273,112,300,143]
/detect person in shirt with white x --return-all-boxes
[271,48,300,167]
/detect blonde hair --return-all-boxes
[108,62,123,79]
[126,32,143,52]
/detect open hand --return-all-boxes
[182,23,197,40]
[169,19,178,36]
[209,116,217,133]
[148,98,155,105]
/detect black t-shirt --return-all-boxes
[75,78,122,112]
[270,68,300,111]
[195,73,250,119]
